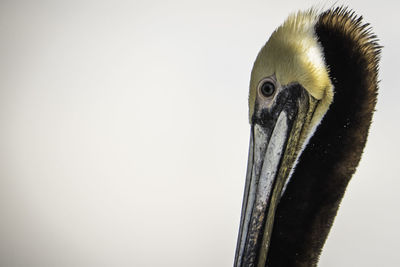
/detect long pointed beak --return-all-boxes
[234,85,317,267]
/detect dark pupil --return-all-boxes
[260,81,275,97]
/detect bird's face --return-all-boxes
[235,10,334,267]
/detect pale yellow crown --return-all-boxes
[249,9,333,128]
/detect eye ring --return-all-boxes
[258,79,276,98]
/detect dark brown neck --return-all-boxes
[265,7,380,267]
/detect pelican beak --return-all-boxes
[234,84,318,267]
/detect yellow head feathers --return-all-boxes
[249,9,333,125]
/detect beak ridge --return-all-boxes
[235,112,290,266]
[234,84,314,267]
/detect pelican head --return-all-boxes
[235,7,380,267]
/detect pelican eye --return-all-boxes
[259,81,276,98]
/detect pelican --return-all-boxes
[234,7,380,267]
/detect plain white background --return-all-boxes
[0,0,398,266]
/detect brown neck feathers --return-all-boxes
[265,7,381,267]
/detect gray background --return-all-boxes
[1,0,398,266]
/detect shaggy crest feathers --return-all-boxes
[318,6,381,99]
